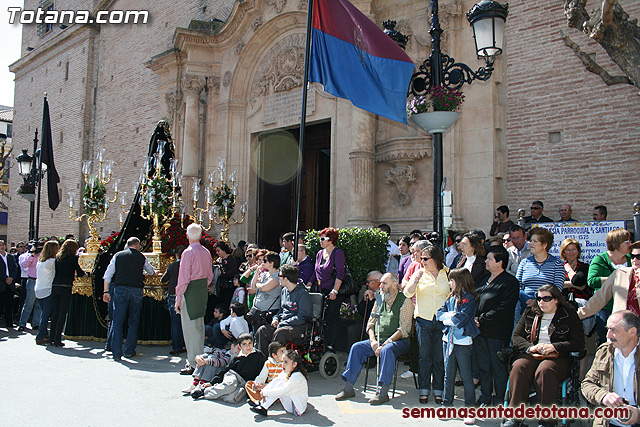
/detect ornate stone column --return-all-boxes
[348,109,376,227]
[181,75,206,212]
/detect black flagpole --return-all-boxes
[294,0,315,248]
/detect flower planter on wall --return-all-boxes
[19,193,36,202]
[410,111,460,134]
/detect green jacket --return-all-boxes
[587,252,631,311]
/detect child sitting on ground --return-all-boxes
[211,302,249,349]
[249,349,309,417]
[192,333,266,403]
[245,341,285,396]
[205,304,228,348]
[182,343,237,395]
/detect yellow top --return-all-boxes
[403,269,450,321]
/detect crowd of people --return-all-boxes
[3,200,640,425]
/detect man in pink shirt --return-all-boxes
[175,224,213,375]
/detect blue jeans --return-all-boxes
[474,334,509,404]
[167,295,185,351]
[342,339,410,387]
[211,322,231,349]
[111,286,144,359]
[415,316,444,396]
[595,308,611,345]
[35,295,52,340]
[105,288,114,351]
[443,343,475,406]
[18,278,41,327]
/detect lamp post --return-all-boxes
[408,0,508,247]
[16,130,47,241]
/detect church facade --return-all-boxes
[8,0,640,247]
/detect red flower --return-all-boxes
[461,298,469,304]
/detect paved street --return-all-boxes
[0,326,506,427]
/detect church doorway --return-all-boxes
[256,121,331,251]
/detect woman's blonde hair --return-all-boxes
[559,238,581,262]
[39,240,60,262]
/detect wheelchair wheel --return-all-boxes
[319,352,339,379]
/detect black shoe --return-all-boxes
[169,350,181,356]
[191,389,205,400]
[32,324,39,330]
[55,342,65,347]
[455,379,464,386]
[180,366,195,375]
[250,405,268,416]
[248,399,259,407]
[124,351,136,358]
[17,326,26,332]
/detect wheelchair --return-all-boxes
[503,349,585,427]
[286,292,340,379]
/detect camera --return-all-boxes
[27,240,44,254]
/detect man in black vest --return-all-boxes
[103,237,155,361]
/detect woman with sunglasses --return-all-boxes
[503,284,584,427]
[579,241,640,319]
[307,227,345,351]
[404,245,449,404]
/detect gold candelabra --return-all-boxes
[192,157,246,243]
[138,140,181,253]
[68,148,118,253]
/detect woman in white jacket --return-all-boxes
[250,349,308,417]
[34,240,59,345]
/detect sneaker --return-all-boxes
[250,405,268,416]
[335,389,356,401]
[180,366,195,375]
[182,384,196,395]
[191,388,205,400]
[464,418,476,425]
[124,351,136,358]
[400,370,414,379]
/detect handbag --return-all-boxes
[329,250,359,296]
[530,313,559,360]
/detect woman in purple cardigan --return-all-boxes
[307,227,345,351]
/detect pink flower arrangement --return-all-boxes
[407,86,465,118]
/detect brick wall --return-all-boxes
[504,0,640,223]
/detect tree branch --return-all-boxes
[559,30,632,86]
[602,0,616,28]
[563,0,590,30]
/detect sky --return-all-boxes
[0,2,24,107]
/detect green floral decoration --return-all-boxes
[142,175,173,217]
[83,176,107,216]
[306,227,388,288]
[213,183,235,218]
[17,182,35,195]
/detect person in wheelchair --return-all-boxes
[254,265,312,357]
[582,310,640,427]
[504,284,584,427]
[335,272,413,405]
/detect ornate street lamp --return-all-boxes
[16,149,33,177]
[15,131,45,240]
[408,0,508,247]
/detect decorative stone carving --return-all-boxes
[165,90,183,116]
[223,71,232,87]
[375,137,432,163]
[206,76,221,95]
[250,34,306,102]
[182,74,207,95]
[298,0,307,10]
[385,165,417,206]
[252,16,263,31]
[266,0,287,13]
[235,40,245,55]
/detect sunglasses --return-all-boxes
[631,253,640,260]
[246,254,253,258]
[504,238,511,242]
[530,206,542,210]
[536,295,554,302]
[455,239,462,243]
[319,237,331,242]
[421,256,432,261]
